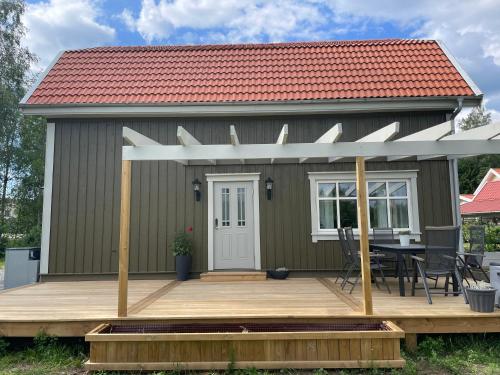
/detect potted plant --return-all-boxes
[466,281,497,313]
[171,226,193,281]
[399,230,411,246]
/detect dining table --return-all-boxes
[369,243,426,296]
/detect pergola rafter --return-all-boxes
[117,121,500,318]
[300,123,342,163]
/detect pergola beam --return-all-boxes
[117,160,131,317]
[271,124,288,164]
[418,122,500,160]
[230,125,244,164]
[330,122,399,162]
[123,127,160,146]
[123,139,500,161]
[301,123,342,163]
[177,126,215,165]
[356,156,373,315]
[387,121,453,161]
[441,121,500,140]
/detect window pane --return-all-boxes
[237,187,245,226]
[319,200,337,229]
[389,181,407,197]
[339,182,356,197]
[369,199,388,228]
[221,188,230,226]
[390,199,409,228]
[368,182,386,197]
[339,200,358,228]
[319,183,336,198]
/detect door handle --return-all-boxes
[215,218,219,229]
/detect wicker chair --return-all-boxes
[411,226,467,304]
[336,228,356,287]
[460,225,489,283]
[344,227,391,294]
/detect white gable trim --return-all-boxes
[436,40,483,96]
[20,52,64,105]
[40,122,55,274]
[473,168,500,196]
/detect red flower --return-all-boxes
[186,226,193,233]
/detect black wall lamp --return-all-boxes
[192,178,201,201]
[265,177,274,200]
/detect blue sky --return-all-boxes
[23,0,500,118]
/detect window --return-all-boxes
[237,187,246,226]
[221,187,230,226]
[368,181,410,229]
[309,171,420,242]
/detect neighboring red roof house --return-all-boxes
[460,168,500,217]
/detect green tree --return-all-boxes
[10,116,46,246]
[0,0,39,251]
[459,106,491,130]
[457,106,500,193]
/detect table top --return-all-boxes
[370,243,425,253]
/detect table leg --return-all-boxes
[398,254,405,296]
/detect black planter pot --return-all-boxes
[466,288,497,313]
[175,255,192,281]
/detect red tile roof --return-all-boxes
[461,181,500,214]
[24,39,478,106]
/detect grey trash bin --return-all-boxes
[490,262,500,307]
[4,247,40,289]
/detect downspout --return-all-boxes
[447,98,464,249]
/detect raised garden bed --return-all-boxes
[85,321,405,371]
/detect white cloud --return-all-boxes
[122,0,326,43]
[23,0,116,73]
[324,0,500,111]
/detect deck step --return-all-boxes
[200,271,267,282]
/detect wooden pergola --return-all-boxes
[117,121,500,317]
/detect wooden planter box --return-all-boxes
[85,322,405,371]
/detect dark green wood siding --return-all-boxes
[48,112,453,275]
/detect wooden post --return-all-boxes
[405,333,418,352]
[118,159,132,317]
[356,156,373,315]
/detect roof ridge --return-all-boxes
[66,38,434,54]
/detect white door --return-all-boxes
[213,181,255,269]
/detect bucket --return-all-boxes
[466,288,497,313]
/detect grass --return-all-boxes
[0,333,498,374]
[0,334,86,375]
[0,257,4,269]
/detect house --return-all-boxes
[460,168,500,222]
[20,39,483,280]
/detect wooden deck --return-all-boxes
[0,277,499,337]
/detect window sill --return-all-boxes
[311,232,422,243]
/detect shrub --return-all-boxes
[171,227,193,256]
[0,338,8,356]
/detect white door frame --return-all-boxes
[207,173,261,271]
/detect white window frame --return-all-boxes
[308,170,421,242]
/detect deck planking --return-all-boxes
[0,277,499,336]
